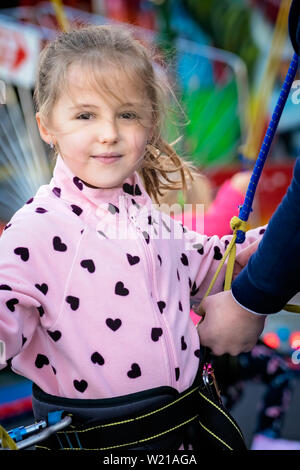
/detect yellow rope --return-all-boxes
[194,216,247,319]
[242,0,291,160]
[283,304,300,313]
[51,0,70,32]
[0,425,18,450]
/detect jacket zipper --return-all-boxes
[132,220,177,389]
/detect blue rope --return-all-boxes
[236,52,299,243]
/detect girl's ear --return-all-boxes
[36,113,53,145]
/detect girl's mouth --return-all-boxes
[92,154,122,164]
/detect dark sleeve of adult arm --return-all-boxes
[231,157,300,314]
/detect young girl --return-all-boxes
[0,25,264,450]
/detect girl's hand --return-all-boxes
[195,290,266,356]
[233,239,260,279]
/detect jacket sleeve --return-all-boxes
[0,214,48,370]
[231,158,300,314]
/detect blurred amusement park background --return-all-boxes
[0,0,300,449]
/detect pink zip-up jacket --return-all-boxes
[0,155,263,399]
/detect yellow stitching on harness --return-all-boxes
[58,386,200,435]
[38,415,199,451]
[198,420,233,450]
[97,414,199,451]
[198,391,243,439]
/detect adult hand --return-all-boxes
[195,290,266,356]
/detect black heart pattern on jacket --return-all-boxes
[151,327,163,342]
[47,330,62,342]
[37,305,45,317]
[91,352,105,365]
[6,298,19,312]
[157,301,166,314]
[73,177,83,191]
[135,185,142,196]
[35,283,48,295]
[193,243,204,255]
[180,253,188,266]
[35,207,47,214]
[190,281,199,297]
[115,281,129,296]
[123,183,142,196]
[52,187,61,198]
[106,318,122,331]
[53,236,67,252]
[80,259,95,273]
[14,247,29,262]
[71,204,83,216]
[123,183,134,195]
[127,363,141,378]
[0,284,12,290]
[66,296,80,311]
[213,246,223,260]
[35,354,49,368]
[73,379,88,393]
[126,254,140,265]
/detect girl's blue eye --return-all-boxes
[120,112,138,120]
[77,113,93,120]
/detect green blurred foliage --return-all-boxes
[182,0,259,81]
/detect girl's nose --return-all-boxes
[98,119,118,144]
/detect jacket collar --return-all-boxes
[49,154,153,215]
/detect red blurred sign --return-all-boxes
[0,20,41,88]
[0,29,26,71]
[207,161,294,226]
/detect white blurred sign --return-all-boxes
[0,20,41,88]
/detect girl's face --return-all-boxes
[37,63,153,189]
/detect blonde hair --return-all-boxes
[34,24,197,202]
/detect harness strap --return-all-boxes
[34,380,247,451]
[36,385,201,451]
